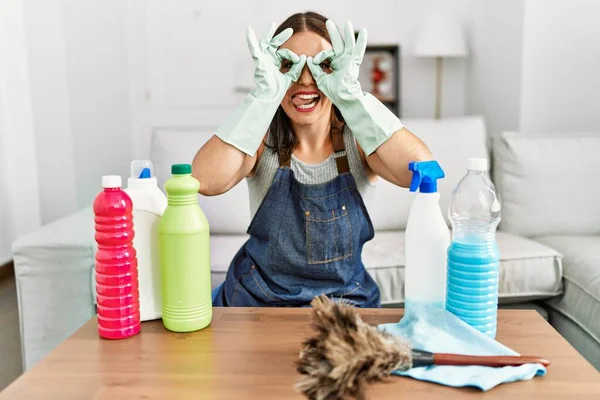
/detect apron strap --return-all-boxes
[277,128,350,174]
[278,151,291,167]
[332,129,350,174]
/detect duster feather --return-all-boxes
[295,295,412,400]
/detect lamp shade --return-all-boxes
[413,12,468,57]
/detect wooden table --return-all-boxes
[1,308,598,399]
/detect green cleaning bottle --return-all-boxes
[159,163,211,332]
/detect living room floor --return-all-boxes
[0,267,23,391]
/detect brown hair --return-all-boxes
[267,11,345,162]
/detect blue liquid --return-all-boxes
[446,239,500,338]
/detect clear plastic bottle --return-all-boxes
[446,158,501,338]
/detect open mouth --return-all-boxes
[292,92,320,112]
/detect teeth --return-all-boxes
[297,94,319,100]
[297,101,317,109]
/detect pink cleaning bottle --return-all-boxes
[94,175,141,339]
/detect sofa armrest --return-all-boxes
[11,206,96,371]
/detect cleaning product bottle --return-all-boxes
[124,160,167,322]
[93,175,141,339]
[404,160,450,311]
[159,164,211,332]
[446,158,502,338]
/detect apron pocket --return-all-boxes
[305,205,353,265]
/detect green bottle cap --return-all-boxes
[171,164,192,175]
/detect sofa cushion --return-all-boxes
[364,116,489,230]
[362,231,563,305]
[151,129,252,234]
[209,234,248,289]
[492,131,600,236]
[533,235,600,346]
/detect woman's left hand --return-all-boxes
[308,20,432,185]
[306,20,367,106]
[307,20,403,157]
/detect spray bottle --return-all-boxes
[404,160,450,311]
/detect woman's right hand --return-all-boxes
[247,23,306,103]
[194,23,305,195]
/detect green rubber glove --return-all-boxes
[307,20,403,156]
[215,23,306,156]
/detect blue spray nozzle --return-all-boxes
[408,160,445,193]
[131,160,154,180]
[138,167,151,179]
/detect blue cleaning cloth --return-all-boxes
[378,305,547,391]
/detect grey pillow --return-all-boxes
[492,131,600,236]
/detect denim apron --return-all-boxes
[213,130,381,307]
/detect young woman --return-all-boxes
[192,11,433,307]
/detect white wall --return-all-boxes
[466,0,525,136]
[62,0,133,209]
[136,0,472,160]
[254,0,471,119]
[23,0,78,224]
[21,0,133,224]
[466,0,600,136]
[0,94,16,264]
[0,0,43,264]
[519,0,600,133]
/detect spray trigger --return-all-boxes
[408,161,445,193]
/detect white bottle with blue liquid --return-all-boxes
[446,158,501,338]
[404,160,450,311]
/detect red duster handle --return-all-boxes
[433,353,551,367]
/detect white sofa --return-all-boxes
[13,116,583,372]
[491,131,600,370]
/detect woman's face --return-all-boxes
[278,31,333,127]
